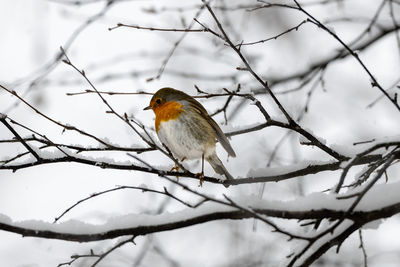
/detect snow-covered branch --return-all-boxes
[1,181,400,242]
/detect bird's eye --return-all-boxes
[155,98,161,104]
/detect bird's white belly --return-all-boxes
[157,118,214,160]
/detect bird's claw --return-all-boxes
[195,172,204,187]
[170,165,179,172]
[170,165,180,181]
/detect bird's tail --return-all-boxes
[206,153,234,188]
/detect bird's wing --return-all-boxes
[184,98,236,158]
[206,115,236,157]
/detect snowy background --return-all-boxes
[1,0,400,266]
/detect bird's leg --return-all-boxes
[169,157,186,171]
[169,157,186,182]
[195,154,205,187]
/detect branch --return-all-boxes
[0,150,389,186]
[108,23,205,32]
[0,115,41,161]
[293,0,400,113]
[201,0,293,123]
[0,84,125,149]
[6,0,114,113]
[236,19,308,47]
[90,236,135,267]
[359,229,368,267]
[60,48,188,172]
[201,2,345,161]
[1,195,400,242]
[262,24,400,90]
[54,185,208,223]
[289,150,399,266]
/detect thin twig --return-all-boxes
[359,229,368,267]
[109,23,205,32]
[237,19,308,47]
[0,115,41,161]
[90,236,135,267]
[293,0,400,113]
[54,185,208,223]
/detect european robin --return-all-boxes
[144,87,236,187]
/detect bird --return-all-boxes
[144,87,236,187]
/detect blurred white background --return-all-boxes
[1,0,400,266]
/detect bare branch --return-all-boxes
[54,185,208,223]
[0,115,41,161]
[293,0,400,113]
[108,23,205,32]
[236,19,308,47]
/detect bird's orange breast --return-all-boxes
[153,101,184,132]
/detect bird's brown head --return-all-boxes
[144,87,188,132]
[143,87,189,112]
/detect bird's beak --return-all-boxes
[143,105,152,111]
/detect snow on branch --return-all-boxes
[1,181,400,242]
